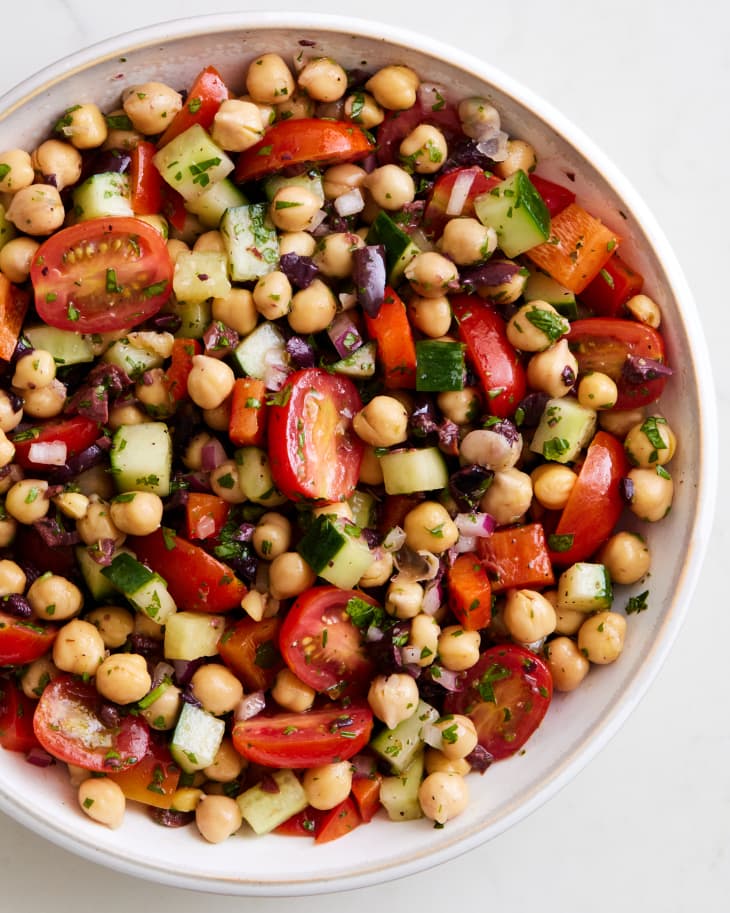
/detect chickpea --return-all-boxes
[626,467,674,522]
[303,761,353,811]
[204,397,233,433]
[438,217,497,265]
[109,491,163,536]
[288,279,337,334]
[436,388,479,425]
[211,99,264,152]
[269,185,321,232]
[275,91,315,122]
[312,501,353,523]
[246,54,296,105]
[624,415,676,468]
[86,606,134,649]
[240,590,268,623]
[0,514,17,547]
[531,463,578,511]
[95,653,151,705]
[322,164,368,201]
[577,372,618,410]
[19,378,67,419]
[353,396,409,448]
[506,301,569,353]
[478,260,528,304]
[313,231,364,279]
[578,611,627,664]
[192,230,224,254]
[203,738,246,783]
[526,338,579,397]
[167,238,189,261]
[367,674,419,731]
[298,58,348,102]
[359,550,394,588]
[78,778,126,829]
[0,149,34,193]
[5,478,49,524]
[0,559,25,596]
[239,94,276,128]
[182,432,217,471]
[121,82,182,135]
[76,497,124,547]
[409,613,440,667]
[0,429,15,468]
[359,446,384,485]
[625,293,661,328]
[27,573,83,621]
[6,184,64,235]
[210,289,256,338]
[271,667,316,713]
[458,97,501,139]
[268,552,316,600]
[385,580,424,619]
[56,103,107,149]
[545,636,590,691]
[479,468,533,526]
[404,251,459,298]
[206,459,245,504]
[53,619,105,677]
[20,656,58,700]
[187,355,235,410]
[0,236,39,283]
[494,140,537,178]
[367,164,415,211]
[365,65,420,111]
[191,664,243,716]
[437,625,482,672]
[399,124,448,175]
[418,771,469,824]
[141,683,182,730]
[597,531,650,585]
[10,350,54,392]
[135,612,164,641]
[195,794,242,843]
[252,270,292,320]
[408,294,452,338]
[555,605,586,636]
[402,501,458,554]
[425,749,471,777]
[599,407,645,438]
[343,91,385,129]
[460,425,523,472]
[503,589,557,643]
[30,139,82,190]
[252,512,291,560]
[278,230,317,257]
[432,714,478,760]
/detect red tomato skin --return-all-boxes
[549,431,629,566]
[315,797,362,844]
[235,119,374,183]
[185,492,230,541]
[279,587,376,697]
[129,141,163,215]
[476,523,555,593]
[529,174,576,217]
[0,613,57,666]
[33,676,150,771]
[163,338,202,404]
[0,676,42,753]
[267,368,364,504]
[158,66,230,147]
[568,317,668,409]
[127,529,246,613]
[350,773,382,823]
[231,703,373,769]
[578,253,644,318]
[452,295,526,418]
[31,217,173,333]
[12,415,100,470]
[444,645,552,760]
[274,806,327,838]
[218,616,284,692]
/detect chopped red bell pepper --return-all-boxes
[529,174,576,217]
[157,66,230,148]
[129,140,163,215]
[0,275,28,362]
[477,523,555,592]
[274,806,327,838]
[162,338,201,404]
[447,553,493,631]
[229,377,268,447]
[314,796,362,844]
[185,492,230,541]
[364,287,417,389]
[578,252,644,317]
[351,774,382,823]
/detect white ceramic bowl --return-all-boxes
[0,11,717,896]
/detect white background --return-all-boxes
[0,1,728,911]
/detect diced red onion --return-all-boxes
[338,291,358,311]
[28,441,68,466]
[306,209,328,232]
[151,661,175,689]
[455,511,496,538]
[193,513,217,540]
[476,130,509,161]
[365,625,385,643]
[263,362,290,392]
[400,645,423,666]
[25,747,55,768]
[428,664,462,692]
[453,534,478,554]
[327,311,363,358]
[446,169,476,216]
[173,658,204,686]
[200,439,227,471]
[422,581,442,616]
[334,188,365,217]
[382,526,406,552]
[234,690,266,721]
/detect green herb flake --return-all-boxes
[542,437,570,460]
[476,663,511,703]
[547,533,575,552]
[626,589,649,614]
[524,305,569,343]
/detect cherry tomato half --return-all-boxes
[218,615,284,692]
[11,415,100,470]
[444,644,552,760]
[0,676,42,753]
[423,167,501,237]
[232,703,373,769]
[107,736,181,809]
[34,676,150,771]
[31,217,173,333]
[267,368,364,503]
[279,586,377,698]
[0,613,57,667]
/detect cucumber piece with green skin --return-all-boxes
[110,422,172,496]
[348,489,376,530]
[101,551,177,623]
[379,750,425,821]
[415,340,465,392]
[380,447,449,495]
[72,172,133,220]
[231,321,286,378]
[371,699,438,775]
[102,336,165,378]
[237,769,309,835]
[235,446,285,506]
[330,340,377,378]
[153,124,234,201]
[557,562,613,612]
[524,270,578,319]
[474,169,550,258]
[366,210,420,283]
[185,177,247,228]
[264,170,324,204]
[24,325,94,366]
[220,203,279,282]
[529,396,597,464]
[172,250,231,304]
[173,300,212,339]
[170,702,226,774]
[164,611,225,661]
[296,514,373,589]
[76,544,128,600]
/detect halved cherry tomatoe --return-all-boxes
[31,217,173,333]
[279,586,377,698]
[267,367,364,503]
[34,676,150,771]
[444,644,552,760]
[11,415,100,470]
[0,612,57,666]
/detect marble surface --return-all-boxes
[0,1,727,910]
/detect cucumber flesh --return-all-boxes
[557,562,613,612]
[231,321,286,379]
[379,750,425,821]
[73,172,133,221]
[237,769,308,835]
[24,325,94,367]
[331,341,377,378]
[101,551,177,623]
[173,300,212,340]
[185,177,247,228]
[102,336,165,378]
[164,611,225,661]
[264,171,324,204]
[220,203,279,282]
[170,702,226,773]
[380,447,449,495]
[370,699,438,774]
[529,397,597,464]
[76,544,128,600]
[367,210,420,283]
[110,422,172,496]
[524,270,578,319]
[153,124,234,201]
[172,250,231,304]
[296,515,373,589]
[474,169,550,258]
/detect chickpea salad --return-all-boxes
[0,47,675,844]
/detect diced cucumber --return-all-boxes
[110,422,172,496]
[102,336,165,378]
[76,544,129,600]
[370,699,438,774]
[380,447,449,495]
[237,769,308,835]
[330,340,377,378]
[164,611,226,661]
[415,340,465,392]
[232,321,286,379]
[220,203,279,282]
[101,551,177,623]
[0,203,16,251]
[557,562,613,612]
[367,210,420,283]
[172,250,231,304]
[173,300,212,339]
[529,396,597,464]
[24,325,94,366]
[348,489,376,530]
[379,750,425,822]
[524,270,578,319]
[153,124,234,201]
[170,702,226,774]
[474,169,550,258]
[296,515,373,589]
[264,171,324,204]
[235,446,285,506]
[73,172,133,220]
[185,177,247,228]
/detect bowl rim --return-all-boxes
[0,10,719,896]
